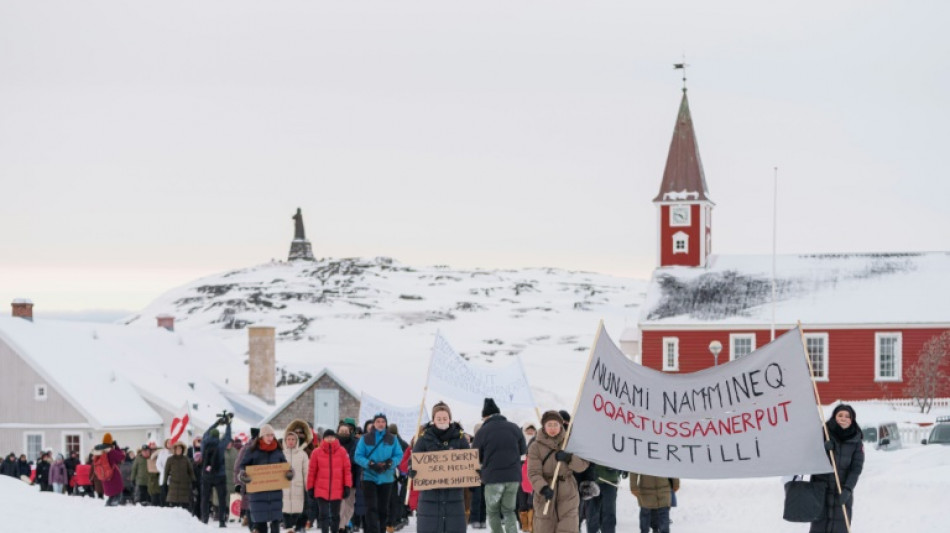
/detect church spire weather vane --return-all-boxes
[673,55,689,92]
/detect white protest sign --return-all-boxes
[427,333,537,409]
[359,392,428,436]
[564,325,833,479]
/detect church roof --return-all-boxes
[639,252,950,327]
[653,91,712,203]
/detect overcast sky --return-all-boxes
[1,1,948,314]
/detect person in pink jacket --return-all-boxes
[95,433,127,506]
[307,429,353,533]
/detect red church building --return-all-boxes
[638,88,950,401]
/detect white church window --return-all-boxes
[875,332,902,381]
[662,337,679,371]
[25,433,43,462]
[805,333,829,382]
[673,232,689,254]
[730,334,756,360]
[34,384,48,401]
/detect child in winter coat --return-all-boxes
[307,429,353,533]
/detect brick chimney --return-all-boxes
[156,314,175,331]
[248,326,276,404]
[11,299,34,321]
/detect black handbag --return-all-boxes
[783,477,826,522]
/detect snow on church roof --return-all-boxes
[639,252,950,327]
[0,315,244,429]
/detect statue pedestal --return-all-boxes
[288,239,315,261]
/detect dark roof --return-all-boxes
[653,91,711,203]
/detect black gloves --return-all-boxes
[343,487,351,498]
[555,451,573,463]
[540,486,555,501]
[285,470,294,480]
[839,488,852,504]
[369,460,391,473]
[407,469,417,479]
[234,484,242,493]
[823,440,835,452]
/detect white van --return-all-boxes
[862,420,902,451]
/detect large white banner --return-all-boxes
[564,325,833,479]
[359,392,428,437]
[427,333,537,409]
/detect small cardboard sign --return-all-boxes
[245,463,291,493]
[412,449,481,491]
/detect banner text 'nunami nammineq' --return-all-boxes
[564,326,833,479]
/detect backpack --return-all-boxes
[93,453,114,482]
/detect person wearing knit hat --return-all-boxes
[528,410,590,533]
[412,400,469,533]
[335,419,361,532]
[472,398,527,533]
[101,433,114,446]
[353,411,404,533]
[239,422,287,532]
[809,404,865,533]
[482,398,501,418]
[308,422,353,533]
[98,432,127,506]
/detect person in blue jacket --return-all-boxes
[353,413,403,533]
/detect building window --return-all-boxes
[34,384,48,401]
[662,337,679,371]
[730,334,756,360]
[25,433,43,462]
[804,333,829,382]
[875,332,902,381]
[672,232,689,254]
[64,434,81,457]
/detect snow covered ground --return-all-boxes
[7,404,948,532]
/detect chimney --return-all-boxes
[248,326,276,404]
[156,314,175,331]
[11,299,34,321]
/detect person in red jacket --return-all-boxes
[307,429,353,533]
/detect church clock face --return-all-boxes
[670,205,690,226]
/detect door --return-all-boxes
[314,389,339,432]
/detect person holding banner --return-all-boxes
[409,401,470,533]
[527,411,589,533]
[809,404,865,533]
[239,424,289,533]
[354,413,404,533]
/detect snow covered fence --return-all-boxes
[863,398,950,409]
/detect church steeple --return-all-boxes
[288,208,315,261]
[654,90,714,268]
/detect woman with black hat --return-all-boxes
[810,404,865,533]
[409,401,469,533]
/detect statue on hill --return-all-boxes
[288,207,315,261]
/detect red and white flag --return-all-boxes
[169,403,190,444]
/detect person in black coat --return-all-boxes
[35,452,52,491]
[0,454,17,478]
[17,455,32,480]
[471,398,527,533]
[410,402,470,533]
[810,404,865,533]
[64,452,80,494]
[239,424,289,533]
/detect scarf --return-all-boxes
[827,420,858,442]
[258,438,278,452]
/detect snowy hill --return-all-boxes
[125,257,648,424]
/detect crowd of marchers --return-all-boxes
[3,400,862,533]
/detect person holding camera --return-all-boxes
[201,411,233,527]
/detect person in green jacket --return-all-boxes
[130,445,152,505]
[629,473,679,533]
[586,463,623,533]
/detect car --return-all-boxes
[921,422,950,445]
[861,420,902,450]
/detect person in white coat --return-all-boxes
[283,423,312,533]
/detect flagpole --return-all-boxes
[516,354,543,424]
[797,321,851,533]
[771,167,778,341]
[406,332,439,504]
[543,320,603,516]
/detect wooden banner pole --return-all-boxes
[405,334,439,504]
[543,320,603,516]
[798,321,851,533]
